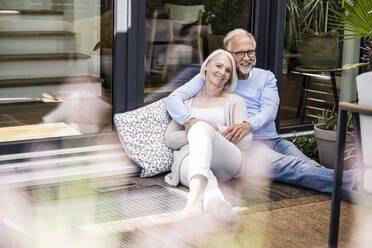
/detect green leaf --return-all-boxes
[329,0,372,39]
[341,63,369,70]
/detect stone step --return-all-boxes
[0,76,102,103]
[0,161,138,189]
[0,31,75,38]
[0,9,64,16]
[0,144,138,188]
[0,0,74,11]
[0,75,101,88]
[0,122,82,143]
[0,60,91,80]
[0,147,126,172]
[0,10,66,32]
[0,53,90,62]
[0,36,76,54]
[0,53,92,79]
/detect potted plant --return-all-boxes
[313,109,357,169]
[330,0,372,170]
[285,0,342,69]
[299,0,343,69]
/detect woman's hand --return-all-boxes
[185,118,218,133]
[184,117,200,132]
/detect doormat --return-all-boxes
[23,185,186,227]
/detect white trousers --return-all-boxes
[179,121,242,205]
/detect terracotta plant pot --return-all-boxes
[314,124,355,169]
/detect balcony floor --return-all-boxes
[1,173,367,247]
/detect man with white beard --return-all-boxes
[165,28,356,193]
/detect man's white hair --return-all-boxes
[223,28,256,51]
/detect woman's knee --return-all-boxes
[188,121,215,138]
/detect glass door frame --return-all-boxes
[255,0,314,133]
[1,0,308,155]
[0,0,145,155]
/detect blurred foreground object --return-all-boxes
[43,86,111,134]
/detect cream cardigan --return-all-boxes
[164,94,252,186]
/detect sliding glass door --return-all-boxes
[0,0,113,143]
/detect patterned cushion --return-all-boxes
[114,99,174,177]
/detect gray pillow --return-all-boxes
[114,99,174,177]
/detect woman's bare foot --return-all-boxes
[205,198,237,224]
[183,175,207,217]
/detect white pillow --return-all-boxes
[114,99,174,177]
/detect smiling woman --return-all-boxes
[164,49,252,223]
[202,55,232,92]
[199,50,237,93]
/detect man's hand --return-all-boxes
[223,122,252,144]
[185,118,218,133]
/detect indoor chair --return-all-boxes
[146,4,204,81]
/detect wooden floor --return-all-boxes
[0,101,58,127]
[0,122,81,142]
[0,84,112,142]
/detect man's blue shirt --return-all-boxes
[165,67,279,139]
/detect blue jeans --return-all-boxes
[255,137,354,193]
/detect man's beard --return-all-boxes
[238,60,256,75]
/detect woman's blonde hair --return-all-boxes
[199,49,238,92]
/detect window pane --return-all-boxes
[0,0,113,142]
[145,0,254,105]
[280,0,343,127]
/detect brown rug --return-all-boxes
[134,199,368,248]
[202,200,369,248]
[119,176,369,248]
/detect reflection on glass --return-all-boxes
[0,0,113,142]
[280,0,343,127]
[145,0,253,105]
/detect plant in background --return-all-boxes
[288,133,319,162]
[203,0,253,35]
[313,108,356,169]
[284,0,343,69]
[315,108,338,130]
[302,0,339,34]
[285,0,341,51]
[314,107,354,133]
[329,0,372,71]
[285,0,302,52]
